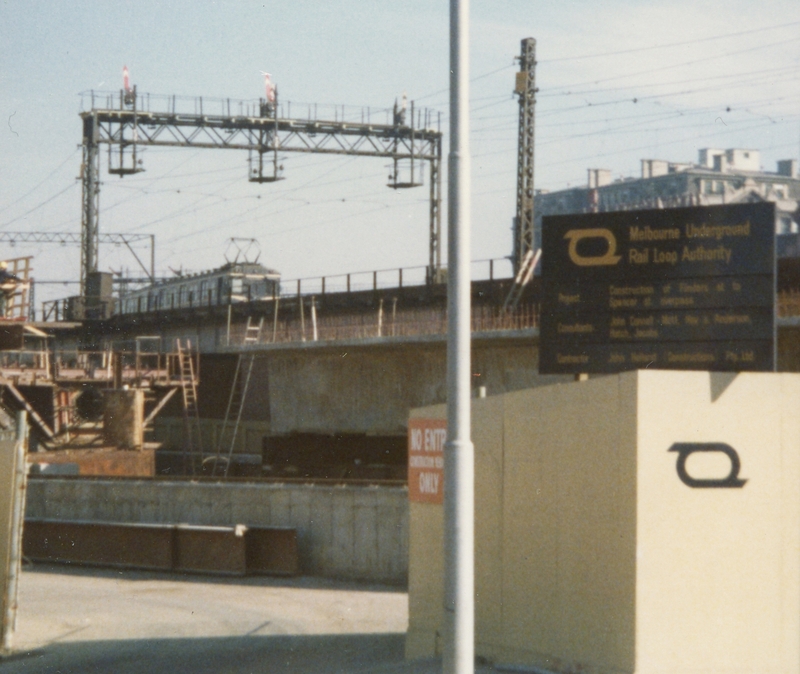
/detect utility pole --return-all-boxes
[513,37,537,274]
[445,0,474,672]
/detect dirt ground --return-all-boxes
[0,563,446,673]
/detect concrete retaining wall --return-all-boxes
[25,478,409,584]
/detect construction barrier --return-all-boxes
[23,518,298,577]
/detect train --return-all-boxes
[116,261,281,315]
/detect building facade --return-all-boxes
[535,148,800,256]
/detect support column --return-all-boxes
[445,0,474,672]
[81,113,100,296]
[428,141,443,282]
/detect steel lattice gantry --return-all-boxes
[80,96,443,293]
[513,37,537,274]
[0,231,155,281]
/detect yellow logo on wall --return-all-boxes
[564,228,622,267]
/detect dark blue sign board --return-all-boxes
[540,202,776,374]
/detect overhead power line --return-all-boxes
[541,19,800,63]
[546,117,792,170]
[0,149,79,216]
[538,63,799,99]
[544,36,800,93]
[0,182,78,229]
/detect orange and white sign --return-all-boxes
[408,418,446,504]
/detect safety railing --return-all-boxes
[284,258,513,298]
[79,90,440,131]
[51,347,197,387]
[38,258,515,322]
[0,349,50,373]
[228,302,539,346]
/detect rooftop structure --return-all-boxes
[535,148,800,256]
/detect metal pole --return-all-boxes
[80,113,100,296]
[445,0,474,673]
[310,296,318,342]
[299,296,306,342]
[272,294,280,343]
[2,412,28,654]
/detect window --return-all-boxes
[703,180,724,195]
[199,280,208,304]
[779,216,798,235]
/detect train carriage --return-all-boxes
[117,261,280,316]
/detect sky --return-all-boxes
[1,0,799,306]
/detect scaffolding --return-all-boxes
[0,257,33,321]
[176,339,202,474]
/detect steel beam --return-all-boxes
[429,144,443,280]
[1,231,155,286]
[79,99,444,288]
[87,109,441,159]
[80,114,100,294]
[0,232,150,245]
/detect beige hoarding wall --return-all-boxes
[634,371,800,673]
[405,397,506,659]
[406,371,800,674]
[500,374,638,671]
[472,394,505,657]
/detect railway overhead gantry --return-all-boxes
[79,89,443,296]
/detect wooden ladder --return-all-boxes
[176,339,202,474]
[243,315,264,346]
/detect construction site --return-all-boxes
[0,42,797,472]
[2,35,800,556]
[2,24,800,672]
[0,42,541,481]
